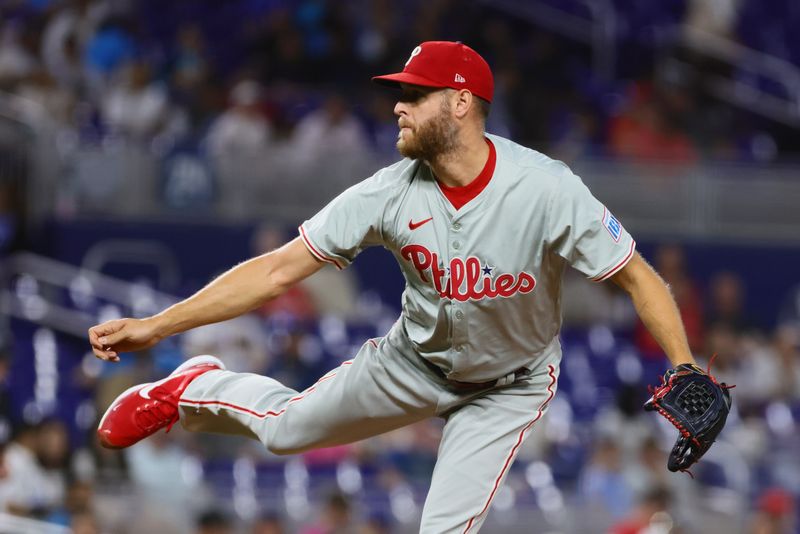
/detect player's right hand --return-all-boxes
[88,317,165,362]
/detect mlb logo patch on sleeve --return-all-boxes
[602,208,622,242]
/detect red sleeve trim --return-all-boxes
[593,239,636,282]
[298,225,344,270]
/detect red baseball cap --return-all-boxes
[372,41,494,103]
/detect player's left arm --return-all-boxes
[609,252,696,367]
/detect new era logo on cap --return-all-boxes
[372,41,494,103]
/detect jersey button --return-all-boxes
[452,241,461,250]
[452,222,462,231]
[455,310,464,320]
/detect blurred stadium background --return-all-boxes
[0,0,799,532]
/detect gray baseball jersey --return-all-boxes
[300,133,635,381]
[177,133,635,533]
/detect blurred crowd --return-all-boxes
[0,0,799,171]
[1,0,799,254]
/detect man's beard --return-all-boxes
[397,101,459,161]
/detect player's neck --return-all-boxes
[428,133,490,188]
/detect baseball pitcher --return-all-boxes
[89,41,730,533]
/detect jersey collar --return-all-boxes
[436,138,496,211]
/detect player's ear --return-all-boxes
[452,89,472,120]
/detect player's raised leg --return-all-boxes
[419,364,558,534]
[98,337,442,454]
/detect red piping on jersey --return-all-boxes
[594,239,636,282]
[462,364,557,534]
[299,225,344,270]
[437,138,496,210]
[179,361,353,418]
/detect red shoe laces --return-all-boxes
[135,393,180,433]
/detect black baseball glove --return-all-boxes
[644,362,733,473]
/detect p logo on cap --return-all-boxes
[405,46,422,67]
[373,41,494,103]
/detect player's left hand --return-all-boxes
[644,362,733,473]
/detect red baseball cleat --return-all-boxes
[97,355,225,449]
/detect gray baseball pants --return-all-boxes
[178,332,558,533]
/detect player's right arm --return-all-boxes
[88,237,324,361]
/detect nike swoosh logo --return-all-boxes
[138,383,157,400]
[409,217,433,230]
